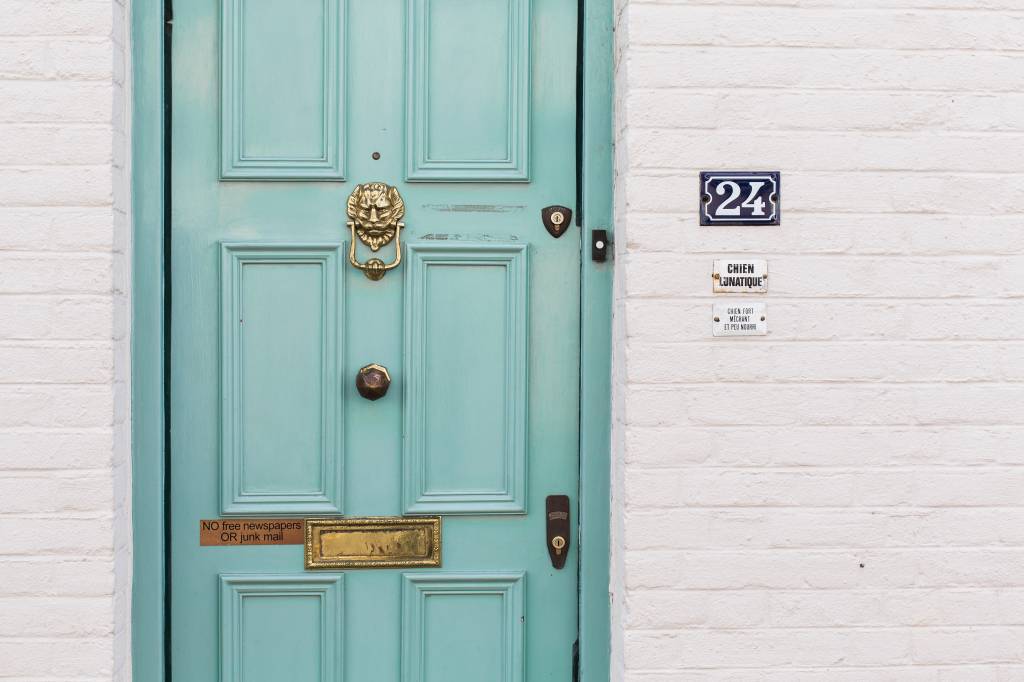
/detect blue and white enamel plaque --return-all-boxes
[700,172,780,226]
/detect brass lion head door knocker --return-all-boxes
[347,182,405,280]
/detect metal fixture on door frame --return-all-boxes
[541,205,573,238]
[546,494,571,570]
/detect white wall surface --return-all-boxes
[0,0,130,679]
[612,0,1024,680]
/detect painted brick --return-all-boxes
[0,296,115,340]
[626,90,1024,133]
[0,38,112,80]
[626,549,1024,591]
[629,6,1024,51]
[631,130,1024,173]
[0,0,128,676]
[0,166,113,206]
[0,343,114,383]
[0,81,113,123]
[625,384,1024,427]
[628,48,1024,92]
[0,254,113,294]
[624,668,1024,682]
[0,124,113,165]
[0,473,113,513]
[0,207,117,251]
[626,212,1024,258]
[613,0,1024,678]
[0,558,115,596]
[625,426,1024,468]
[0,596,114,637]
[624,627,916,668]
[0,430,114,469]
[0,517,115,557]
[0,638,113,677]
[0,1,114,37]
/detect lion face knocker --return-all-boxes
[346,182,406,280]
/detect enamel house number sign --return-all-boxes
[700,171,781,226]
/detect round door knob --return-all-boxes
[355,363,391,401]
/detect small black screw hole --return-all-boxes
[372,152,381,160]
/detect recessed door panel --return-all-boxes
[403,244,527,514]
[402,574,525,682]
[406,0,530,180]
[221,0,345,178]
[220,575,343,682]
[221,244,343,514]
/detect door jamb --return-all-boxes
[130,0,168,679]
[129,1,615,678]
[576,0,614,679]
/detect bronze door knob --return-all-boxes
[355,363,391,401]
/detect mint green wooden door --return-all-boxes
[170,1,581,680]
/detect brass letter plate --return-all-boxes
[305,517,441,570]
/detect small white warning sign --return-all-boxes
[713,302,767,337]
[713,259,767,293]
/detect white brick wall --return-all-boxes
[612,0,1024,679]
[0,0,130,679]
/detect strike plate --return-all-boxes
[546,495,571,570]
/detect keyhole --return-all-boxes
[551,536,566,556]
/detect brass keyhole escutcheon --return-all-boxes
[347,182,405,281]
[551,535,566,556]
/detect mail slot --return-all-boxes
[304,517,441,570]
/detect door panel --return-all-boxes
[220,575,344,682]
[403,244,528,514]
[401,574,525,682]
[172,0,579,679]
[221,0,345,178]
[220,245,344,515]
[407,0,530,180]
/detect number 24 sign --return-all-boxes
[700,171,780,226]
